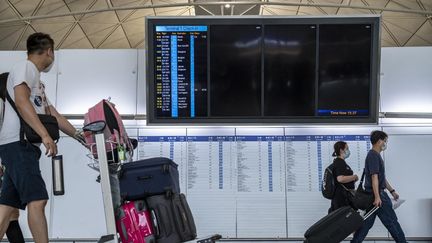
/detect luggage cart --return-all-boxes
[83,120,221,243]
[83,120,119,243]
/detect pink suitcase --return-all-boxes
[115,200,156,243]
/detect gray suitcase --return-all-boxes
[146,193,197,243]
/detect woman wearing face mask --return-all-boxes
[329,141,359,213]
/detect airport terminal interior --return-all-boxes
[0,0,431,242]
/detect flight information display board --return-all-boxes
[147,16,380,124]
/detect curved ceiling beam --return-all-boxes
[0,1,431,24]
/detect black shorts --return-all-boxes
[0,141,48,210]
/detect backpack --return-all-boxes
[321,163,336,199]
[84,99,135,163]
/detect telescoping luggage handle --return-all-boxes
[363,206,379,220]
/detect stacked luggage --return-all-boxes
[83,100,219,243]
[117,157,198,243]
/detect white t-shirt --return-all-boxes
[0,60,51,145]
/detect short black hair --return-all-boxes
[332,141,347,157]
[27,32,54,55]
[370,130,388,145]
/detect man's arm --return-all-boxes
[48,105,75,137]
[15,84,57,156]
[385,179,400,200]
[48,105,86,146]
[385,179,394,192]
[372,174,382,207]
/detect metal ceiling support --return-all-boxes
[403,19,432,45]
[335,0,345,15]
[380,2,401,46]
[307,0,328,15]
[177,6,194,16]
[7,0,45,50]
[2,1,432,24]
[361,0,401,47]
[117,0,151,25]
[133,38,144,48]
[57,0,98,49]
[95,25,120,48]
[239,4,257,15]
[416,0,432,42]
[150,0,157,16]
[382,22,401,46]
[197,5,216,15]
[259,0,265,15]
[389,0,415,12]
[96,0,150,48]
[295,0,301,15]
[107,0,132,48]
[0,24,25,42]
[262,6,277,15]
[66,24,118,48]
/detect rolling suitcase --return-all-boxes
[146,193,197,243]
[119,157,180,200]
[304,206,379,243]
[115,200,156,243]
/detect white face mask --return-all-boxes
[42,61,54,73]
[343,149,351,159]
[42,50,54,73]
[344,149,351,159]
[381,142,387,151]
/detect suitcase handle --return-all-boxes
[137,175,152,180]
[150,209,160,236]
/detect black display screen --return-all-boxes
[318,24,372,117]
[210,25,262,116]
[264,25,316,116]
[147,17,380,124]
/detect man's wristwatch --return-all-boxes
[389,189,396,193]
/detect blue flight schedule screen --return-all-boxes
[155,26,208,118]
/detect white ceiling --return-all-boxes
[0,0,431,49]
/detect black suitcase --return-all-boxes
[304,206,378,243]
[119,157,180,200]
[146,193,197,243]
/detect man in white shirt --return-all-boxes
[0,33,84,243]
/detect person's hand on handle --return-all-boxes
[42,135,57,157]
[391,191,400,200]
[73,129,88,148]
[353,174,359,182]
[373,196,382,207]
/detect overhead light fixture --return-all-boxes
[225,3,231,8]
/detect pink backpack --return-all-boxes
[84,99,133,161]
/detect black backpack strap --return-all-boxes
[359,169,366,186]
[6,90,26,143]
